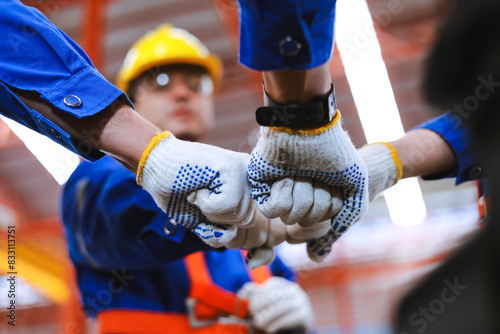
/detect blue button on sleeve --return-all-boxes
[0,1,132,119]
[42,68,131,118]
[238,0,336,71]
[140,212,187,244]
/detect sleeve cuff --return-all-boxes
[238,1,335,71]
[42,67,133,118]
[415,113,482,184]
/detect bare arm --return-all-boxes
[262,63,332,103]
[390,128,457,179]
[14,88,159,173]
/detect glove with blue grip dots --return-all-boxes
[237,277,315,334]
[357,142,403,201]
[305,141,403,262]
[225,207,332,269]
[137,131,255,246]
[248,110,369,233]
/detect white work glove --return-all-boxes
[226,207,286,270]
[137,131,254,247]
[306,229,342,263]
[248,111,369,231]
[358,142,402,201]
[305,142,403,262]
[238,277,314,333]
[226,208,332,268]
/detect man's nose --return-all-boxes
[169,78,193,98]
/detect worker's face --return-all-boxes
[132,65,215,142]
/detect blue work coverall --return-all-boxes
[61,156,294,321]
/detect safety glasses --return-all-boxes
[141,68,214,96]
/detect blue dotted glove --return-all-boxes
[305,142,403,262]
[248,111,369,234]
[306,229,342,262]
[193,222,238,248]
[137,132,255,247]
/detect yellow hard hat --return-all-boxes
[116,24,223,94]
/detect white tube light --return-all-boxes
[335,0,426,226]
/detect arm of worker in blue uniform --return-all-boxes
[16,90,254,247]
[412,112,482,184]
[237,1,369,252]
[1,1,257,234]
[0,0,157,169]
[359,111,481,194]
[61,158,216,271]
[307,112,481,261]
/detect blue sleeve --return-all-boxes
[415,112,483,184]
[269,255,296,282]
[0,0,132,160]
[61,159,213,270]
[238,0,336,71]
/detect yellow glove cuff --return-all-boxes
[269,110,341,135]
[136,131,171,184]
[372,141,403,183]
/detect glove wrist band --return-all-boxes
[256,83,336,129]
[136,131,171,184]
[372,142,403,182]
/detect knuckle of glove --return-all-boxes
[286,220,331,243]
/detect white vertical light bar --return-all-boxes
[1,116,80,185]
[335,0,426,226]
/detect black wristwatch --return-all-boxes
[255,84,336,129]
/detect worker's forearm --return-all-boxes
[390,129,457,179]
[14,89,159,173]
[262,63,332,104]
[87,102,160,172]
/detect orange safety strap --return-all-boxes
[184,252,249,320]
[240,250,273,284]
[476,180,491,226]
[98,252,268,334]
[98,309,249,334]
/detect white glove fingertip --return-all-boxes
[281,177,314,225]
[318,187,344,222]
[193,223,237,248]
[237,281,258,299]
[256,178,294,219]
[265,310,311,334]
[186,190,197,204]
[296,181,331,227]
[307,230,340,262]
[246,246,275,269]
[286,220,331,244]
[190,187,252,226]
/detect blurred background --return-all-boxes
[0,0,480,333]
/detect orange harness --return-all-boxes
[98,251,271,334]
[476,180,491,226]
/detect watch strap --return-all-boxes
[256,84,336,129]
